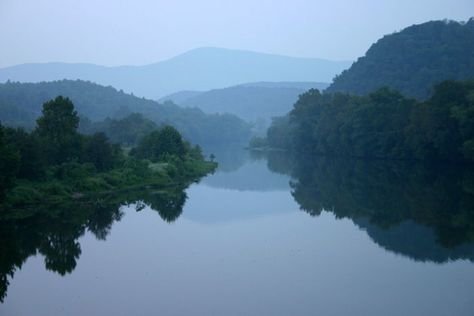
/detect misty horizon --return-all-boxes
[0,46,353,69]
[1,0,473,68]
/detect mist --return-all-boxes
[0,0,473,67]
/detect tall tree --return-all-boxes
[35,96,80,164]
[131,125,186,162]
[82,132,121,172]
[0,123,19,199]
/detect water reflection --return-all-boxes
[0,186,188,302]
[264,151,474,262]
[202,146,292,191]
[2,148,474,307]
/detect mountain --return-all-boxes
[160,81,329,124]
[0,80,252,146]
[160,90,203,104]
[0,47,350,99]
[326,19,474,99]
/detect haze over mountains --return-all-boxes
[0,47,351,100]
[161,81,329,123]
[0,80,253,146]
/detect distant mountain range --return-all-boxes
[0,47,351,99]
[327,19,474,98]
[160,81,329,123]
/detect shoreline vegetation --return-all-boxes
[0,96,217,217]
[0,96,216,302]
[250,80,474,164]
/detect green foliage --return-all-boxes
[327,19,474,99]
[266,116,293,150]
[0,80,252,146]
[0,96,216,213]
[266,81,474,163]
[131,125,186,162]
[0,123,20,199]
[406,81,474,161]
[81,133,122,172]
[79,113,157,146]
[0,95,217,300]
[185,143,205,161]
[36,96,79,138]
[4,127,45,179]
[36,96,81,164]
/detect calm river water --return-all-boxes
[1,149,474,316]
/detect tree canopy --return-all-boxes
[0,123,19,198]
[36,96,81,164]
[130,125,186,162]
[0,80,253,146]
[327,19,474,99]
[264,80,474,163]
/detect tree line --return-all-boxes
[0,80,253,147]
[0,96,216,209]
[260,80,474,163]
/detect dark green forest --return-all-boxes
[326,19,474,99]
[261,80,474,163]
[0,80,253,146]
[0,96,216,213]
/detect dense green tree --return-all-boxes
[186,143,204,161]
[327,19,474,99]
[3,127,45,179]
[266,80,474,163]
[81,132,122,172]
[266,116,293,150]
[36,96,81,164]
[0,123,19,199]
[131,125,186,162]
[406,81,474,161]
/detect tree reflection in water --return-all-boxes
[262,151,474,263]
[0,185,187,302]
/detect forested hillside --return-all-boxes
[161,82,329,123]
[0,80,252,146]
[326,19,474,99]
[262,80,474,163]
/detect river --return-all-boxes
[1,149,474,316]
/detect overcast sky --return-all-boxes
[0,0,472,68]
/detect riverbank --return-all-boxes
[0,158,217,219]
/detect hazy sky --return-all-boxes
[0,0,473,68]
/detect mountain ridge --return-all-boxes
[0,47,351,99]
[160,81,329,124]
[326,19,474,98]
